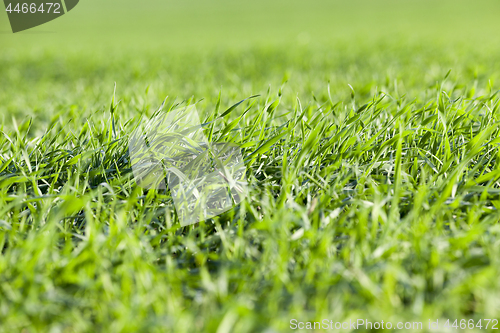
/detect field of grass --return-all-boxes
[2,0,500,332]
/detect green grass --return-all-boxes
[2,1,500,332]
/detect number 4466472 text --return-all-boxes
[5,3,61,14]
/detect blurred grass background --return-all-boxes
[2,0,500,49]
[1,0,500,133]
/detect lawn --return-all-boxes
[1,0,500,332]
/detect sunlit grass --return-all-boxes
[1,41,500,331]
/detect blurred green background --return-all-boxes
[2,0,500,50]
[2,0,500,134]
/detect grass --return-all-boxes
[2,1,500,332]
